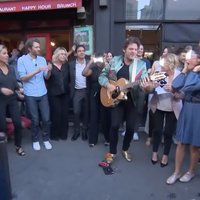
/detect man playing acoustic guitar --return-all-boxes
[98,37,158,163]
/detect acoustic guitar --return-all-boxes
[100,72,167,107]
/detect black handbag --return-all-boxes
[15,81,24,101]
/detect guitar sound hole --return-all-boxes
[112,91,120,99]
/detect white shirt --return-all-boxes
[157,93,173,112]
[75,60,86,89]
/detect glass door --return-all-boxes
[50,31,71,57]
[26,33,51,61]
[155,23,162,58]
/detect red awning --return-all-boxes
[0,0,82,13]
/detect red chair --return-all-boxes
[6,116,31,136]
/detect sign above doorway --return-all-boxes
[0,0,82,13]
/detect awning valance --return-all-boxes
[0,0,82,13]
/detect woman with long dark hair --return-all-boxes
[105,51,113,64]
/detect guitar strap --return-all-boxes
[131,58,138,82]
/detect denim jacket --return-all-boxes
[98,55,148,105]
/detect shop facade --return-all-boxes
[0,0,93,61]
[94,0,200,56]
[0,0,94,121]
[1,0,200,57]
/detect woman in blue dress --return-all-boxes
[166,46,200,185]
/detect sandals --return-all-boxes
[15,146,25,156]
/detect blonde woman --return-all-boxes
[46,47,73,140]
[150,53,182,167]
[145,47,173,146]
[149,47,173,75]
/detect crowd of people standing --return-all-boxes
[0,36,199,185]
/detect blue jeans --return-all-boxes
[25,94,50,142]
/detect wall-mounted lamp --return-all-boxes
[51,42,55,46]
[77,7,86,19]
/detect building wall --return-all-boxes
[94,0,126,55]
[94,0,200,56]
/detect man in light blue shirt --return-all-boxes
[17,38,52,151]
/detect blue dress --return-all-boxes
[172,71,200,147]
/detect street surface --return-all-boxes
[7,128,200,200]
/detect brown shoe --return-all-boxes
[105,153,115,164]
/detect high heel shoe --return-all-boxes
[160,162,168,168]
[161,156,168,168]
[151,159,158,165]
[151,154,158,165]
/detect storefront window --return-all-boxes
[126,0,163,20]
[125,24,161,61]
[165,0,200,20]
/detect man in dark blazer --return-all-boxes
[69,45,90,141]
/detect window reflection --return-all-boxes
[165,0,200,20]
[126,0,163,20]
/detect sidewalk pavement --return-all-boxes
[7,128,200,200]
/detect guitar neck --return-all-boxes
[118,72,166,92]
[119,80,141,91]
